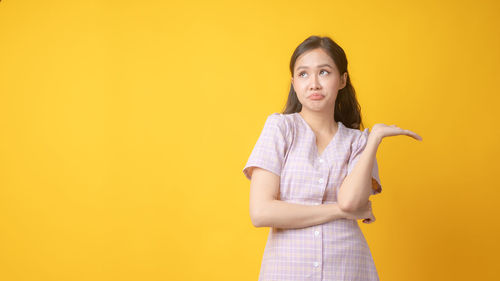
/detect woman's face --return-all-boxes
[291,48,347,113]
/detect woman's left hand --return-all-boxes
[370,123,423,142]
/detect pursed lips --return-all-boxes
[308,93,324,98]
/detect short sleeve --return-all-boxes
[242,113,288,180]
[347,128,383,195]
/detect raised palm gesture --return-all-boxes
[370,123,423,141]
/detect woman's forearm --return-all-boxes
[254,200,346,229]
[337,134,381,211]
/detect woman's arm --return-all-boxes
[337,134,381,212]
[337,123,422,212]
[249,167,347,229]
[254,199,346,229]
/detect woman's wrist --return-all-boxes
[367,132,382,147]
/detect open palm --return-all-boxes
[371,123,423,141]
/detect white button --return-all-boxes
[318,178,324,184]
[319,158,324,163]
[314,261,319,267]
[314,230,319,236]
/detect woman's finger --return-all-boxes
[404,129,423,141]
[395,127,423,141]
[373,124,423,141]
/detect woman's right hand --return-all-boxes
[341,200,376,224]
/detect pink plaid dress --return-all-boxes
[243,112,382,281]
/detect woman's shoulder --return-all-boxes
[342,124,365,136]
[265,112,296,131]
[263,112,285,128]
[341,123,371,146]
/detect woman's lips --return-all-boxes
[309,94,324,100]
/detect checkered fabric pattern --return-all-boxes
[243,112,382,281]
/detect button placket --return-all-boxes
[312,226,323,276]
[313,157,325,276]
[316,156,328,207]
[317,157,327,185]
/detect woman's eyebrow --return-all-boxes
[296,64,333,70]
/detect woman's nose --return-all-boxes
[309,75,321,89]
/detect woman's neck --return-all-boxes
[298,109,337,135]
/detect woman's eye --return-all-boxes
[298,70,329,77]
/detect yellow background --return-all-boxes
[1,0,499,280]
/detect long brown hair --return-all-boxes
[281,35,364,130]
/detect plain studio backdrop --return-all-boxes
[0,0,499,280]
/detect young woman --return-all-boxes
[242,35,422,281]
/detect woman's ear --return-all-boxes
[341,72,347,89]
